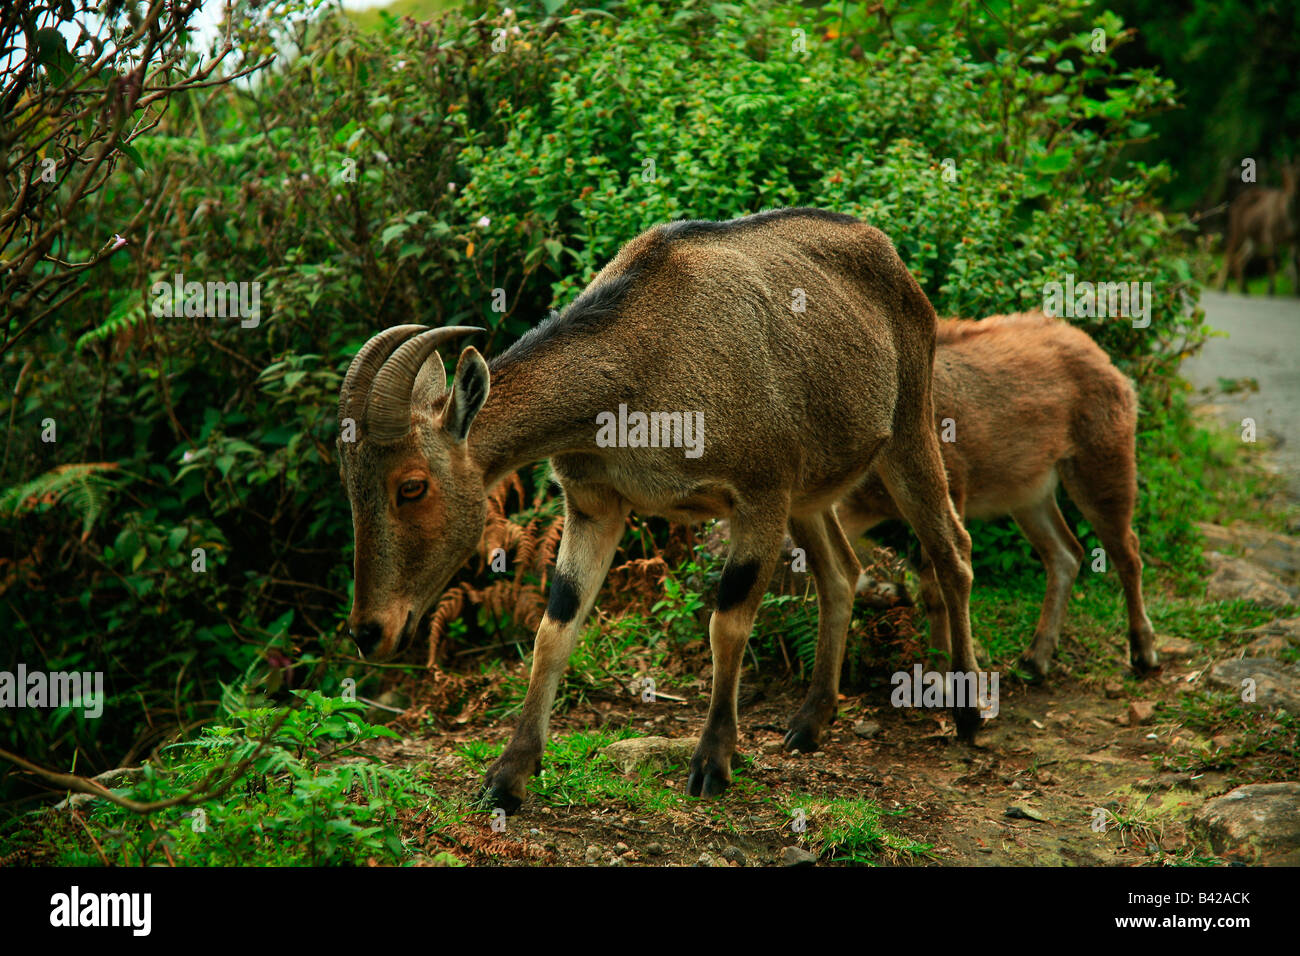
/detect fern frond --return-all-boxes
[0,461,120,536]
[75,292,147,352]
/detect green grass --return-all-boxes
[785,795,932,864]
[1156,693,1299,783]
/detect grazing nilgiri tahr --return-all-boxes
[1217,159,1299,295]
[336,208,979,813]
[836,310,1159,681]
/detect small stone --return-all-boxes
[646,842,665,857]
[1103,681,1124,699]
[1006,804,1047,822]
[782,846,818,867]
[1211,734,1236,750]
[615,841,630,854]
[584,845,602,864]
[853,720,882,739]
[761,740,783,754]
[1128,701,1157,725]
[720,845,747,866]
[609,855,626,867]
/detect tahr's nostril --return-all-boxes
[354,621,383,658]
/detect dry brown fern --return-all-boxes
[424,468,564,664]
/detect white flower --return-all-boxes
[477,216,491,228]
[375,151,389,164]
[503,7,514,16]
[448,182,457,192]
[181,449,195,463]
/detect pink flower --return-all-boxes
[111,234,127,250]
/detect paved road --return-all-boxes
[1181,290,1300,496]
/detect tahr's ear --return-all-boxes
[442,346,490,443]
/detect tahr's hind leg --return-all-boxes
[1010,493,1084,681]
[783,510,860,753]
[1059,460,1159,676]
[877,436,980,742]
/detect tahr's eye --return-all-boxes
[397,479,426,502]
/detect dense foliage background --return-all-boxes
[1,0,1286,828]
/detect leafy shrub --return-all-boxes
[2,691,433,866]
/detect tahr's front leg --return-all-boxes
[478,489,626,814]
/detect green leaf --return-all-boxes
[118,140,146,170]
[34,28,76,87]
[379,223,409,246]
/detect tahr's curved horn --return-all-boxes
[365,326,483,442]
[338,325,427,426]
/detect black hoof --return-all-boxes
[687,756,732,798]
[475,779,524,816]
[953,704,982,744]
[782,724,821,753]
[1017,654,1049,683]
[1131,652,1161,678]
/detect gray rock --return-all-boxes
[601,736,699,774]
[1193,783,1300,865]
[584,845,603,865]
[1005,803,1047,822]
[1205,551,1295,607]
[696,851,730,867]
[853,719,882,739]
[1198,523,1300,580]
[782,845,818,867]
[646,842,665,857]
[1238,617,1300,658]
[720,845,747,866]
[1208,658,1300,712]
